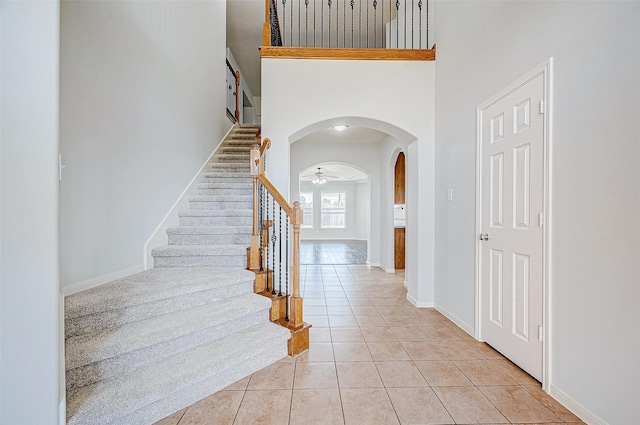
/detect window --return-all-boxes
[299,192,313,228]
[321,192,346,228]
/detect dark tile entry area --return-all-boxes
[300,240,367,264]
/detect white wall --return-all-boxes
[59,0,231,289]
[1,1,61,423]
[354,182,370,240]
[433,1,640,423]
[264,59,435,303]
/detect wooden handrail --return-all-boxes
[260,46,436,61]
[257,175,293,217]
[248,142,309,350]
[259,137,271,157]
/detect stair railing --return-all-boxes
[264,0,284,46]
[264,0,429,49]
[249,138,309,356]
[226,59,240,123]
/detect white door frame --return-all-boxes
[475,58,553,391]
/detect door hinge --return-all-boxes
[539,99,546,114]
[58,153,66,182]
[538,212,545,227]
[538,325,544,342]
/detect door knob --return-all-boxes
[479,233,489,241]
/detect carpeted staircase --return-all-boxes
[65,125,290,425]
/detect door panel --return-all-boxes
[480,73,545,381]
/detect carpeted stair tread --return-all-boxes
[151,244,246,257]
[65,268,253,321]
[66,322,289,425]
[178,209,252,217]
[204,172,251,179]
[189,195,252,202]
[65,292,271,370]
[197,182,252,189]
[167,226,251,235]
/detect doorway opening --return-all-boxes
[299,162,369,265]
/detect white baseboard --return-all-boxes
[59,292,66,425]
[406,293,434,308]
[143,124,235,269]
[434,303,475,336]
[59,398,66,425]
[404,280,408,288]
[62,264,145,296]
[549,385,609,425]
[380,265,395,274]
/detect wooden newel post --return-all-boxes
[290,201,304,328]
[263,0,271,46]
[248,144,261,270]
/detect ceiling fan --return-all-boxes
[303,167,338,185]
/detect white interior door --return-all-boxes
[479,73,545,381]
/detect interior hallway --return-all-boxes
[156,265,584,425]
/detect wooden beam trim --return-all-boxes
[260,46,435,61]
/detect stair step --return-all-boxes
[178,210,252,226]
[205,172,251,181]
[167,226,251,245]
[152,245,246,268]
[197,187,251,196]
[65,268,255,338]
[66,322,289,425]
[189,195,252,210]
[65,293,271,391]
[217,154,250,163]
[197,182,252,189]
[221,146,253,154]
[167,226,251,235]
[210,163,251,171]
[225,140,255,147]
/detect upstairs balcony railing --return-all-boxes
[264,0,430,50]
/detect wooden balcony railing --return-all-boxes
[261,0,436,60]
[247,135,310,356]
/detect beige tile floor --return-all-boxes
[156,265,584,425]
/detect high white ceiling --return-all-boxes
[226,0,398,97]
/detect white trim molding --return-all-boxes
[62,264,144,296]
[435,303,475,336]
[550,385,609,425]
[407,293,434,308]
